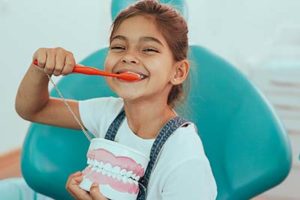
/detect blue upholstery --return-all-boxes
[21,0,292,199]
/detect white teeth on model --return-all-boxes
[104,163,112,170]
[112,166,121,175]
[87,159,141,183]
[126,171,133,178]
[128,178,133,184]
[120,169,126,176]
[116,175,122,181]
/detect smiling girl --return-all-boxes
[15,1,217,199]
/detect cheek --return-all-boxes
[104,54,118,71]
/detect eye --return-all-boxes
[142,48,159,53]
[110,46,126,51]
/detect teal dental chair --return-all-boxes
[21,1,292,200]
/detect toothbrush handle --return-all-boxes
[72,66,117,78]
[33,59,117,78]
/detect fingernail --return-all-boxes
[91,183,98,187]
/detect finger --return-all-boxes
[61,52,75,75]
[90,183,107,200]
[66,171,82,188]
[66,173,91,200]
[73,174,84,184]
[69,184,92,200]
[33,48,46,68]
[44,49,56,75]
[53,48,66,76]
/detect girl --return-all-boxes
[15,1,217,199]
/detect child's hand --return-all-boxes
[32,47,76,76]
[66,171,108,200]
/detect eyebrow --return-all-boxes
[111,35,164,46]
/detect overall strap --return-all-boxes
[137,116,189,200]
[104,109,125,141]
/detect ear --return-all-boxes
[170,59,190,85]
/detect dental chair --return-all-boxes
[21,0,292,200]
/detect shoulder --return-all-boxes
[78,97,124,137]
[153,122,210,177]
[164,122,205,158]
[149,123,217,199]
[79,96,123,118]
[79,96,123,110]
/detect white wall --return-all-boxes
[0,0,111,153]
[0,0,299,198]
[1,0,299,153]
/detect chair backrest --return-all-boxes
[21,45,292,200]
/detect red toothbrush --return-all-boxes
[33,60,141,81]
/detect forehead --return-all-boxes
[111,15,168,45]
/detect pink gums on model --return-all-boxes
[83,149,146,194]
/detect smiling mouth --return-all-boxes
[116,71,148,80]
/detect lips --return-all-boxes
[114,69,149,80]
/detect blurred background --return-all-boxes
[0,0,299,199]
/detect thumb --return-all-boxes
[90,183,108,200]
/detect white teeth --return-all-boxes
[88,159,141,182]
[87,158,92,165]
[122,176,128,183]
[116,175,122,181]
[126,171,133,178]
[131,174,136,180]
[89,159,94,166]
[117,70,147,79]
[100,161,104,168]
[94,161,100,168]
[120,169,126,176]
[92,166,97,171]
[113,166,121,174]
[128,178,134,184]
[104,163,112,170]
[140,74,146,79]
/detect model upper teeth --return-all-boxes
[87,158,140,182]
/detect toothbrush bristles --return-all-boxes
[119,72,142,81]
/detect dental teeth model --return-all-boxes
[80,138,149,200]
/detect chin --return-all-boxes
[118,93,141,102]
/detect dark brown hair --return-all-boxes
[110,0,189,108]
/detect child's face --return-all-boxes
[105,15,177,104]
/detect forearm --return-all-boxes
[15,64,50,120]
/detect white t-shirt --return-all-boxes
[79,97,217,200]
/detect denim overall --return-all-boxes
[104,109,189,200]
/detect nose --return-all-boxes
[121,52,139,65]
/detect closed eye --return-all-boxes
[110,46,125,51]
[143,48,159,53]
